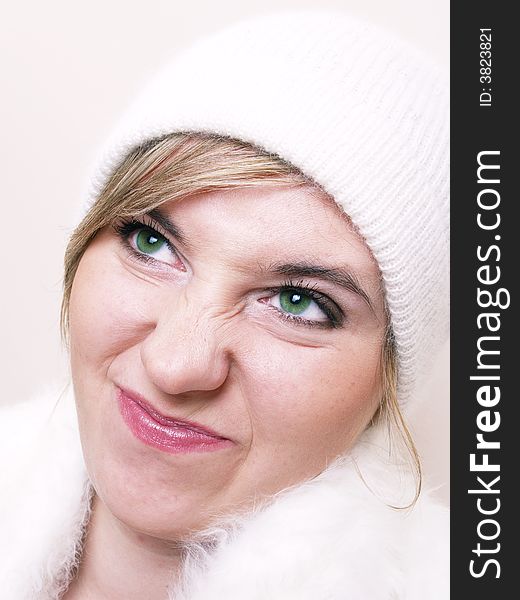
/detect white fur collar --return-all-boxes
[0,387,448,599]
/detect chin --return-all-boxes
[92,463,217,540]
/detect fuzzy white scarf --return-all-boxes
[0,387,449,599]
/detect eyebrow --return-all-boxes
[147,209,191,248]
[146,208,374,309]
[266,262,374,309]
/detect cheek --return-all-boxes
[242,335,382,459]
[68,248,158,466]
[68,252,154,380]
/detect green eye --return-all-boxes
[279,290,312,315]
[135,228,166,254]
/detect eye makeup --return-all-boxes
[261,278,344,330]
[112,216,182,268]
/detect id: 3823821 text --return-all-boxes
[480,28,492,107]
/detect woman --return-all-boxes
[0,12,449,599]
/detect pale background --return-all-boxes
[0,0,449,502]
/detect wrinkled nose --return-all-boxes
[140,299,232,397]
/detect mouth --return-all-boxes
[116,387,233,454]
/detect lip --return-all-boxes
[116,387,233,454]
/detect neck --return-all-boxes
[64,493,183,600]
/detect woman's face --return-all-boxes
[69,184,386,539]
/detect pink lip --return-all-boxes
[116,387,233,454]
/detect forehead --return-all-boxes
[162,185,377,273]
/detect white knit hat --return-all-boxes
[85,11,449,407]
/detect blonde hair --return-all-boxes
[61,132,421,505]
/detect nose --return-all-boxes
[140,296,233,397]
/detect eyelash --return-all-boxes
[112,217,343,330]
[112,216,178,266]
[265,279,343,329]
